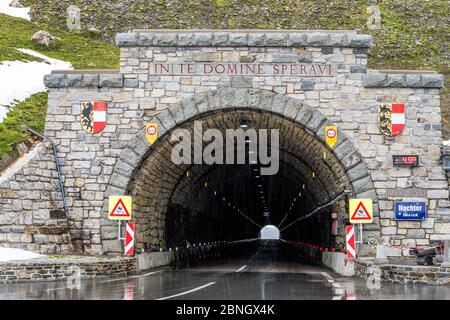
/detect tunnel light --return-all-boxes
[302,184,305,189]
[186,171,190,177]
[204,182,208,187]
[255,176,260,178]
[240,119,249,128]
[222,197,226,201]
[312,171,315,178]
[214,191,217,196]
[258,184,262,187]
[323,151,327,159]
[299,192,301,197]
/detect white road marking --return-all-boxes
[100,270,162,283]
[321,271,346,300]
[156,282,216,300]
[235,265,247,273]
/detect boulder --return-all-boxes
[31,31,56,48]
[9,0,24,8]
[87,26,101,35]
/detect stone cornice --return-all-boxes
[364,71,444,88]
[44,71,129,88]
[115,30,373,48]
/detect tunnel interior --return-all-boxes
[128,110,353,252]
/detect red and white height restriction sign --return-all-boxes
[346,225,356,259]
[125,222,135,256]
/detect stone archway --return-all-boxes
[101,88,379,253]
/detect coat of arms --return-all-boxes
[378,103,405,137]
[81,101,107,133]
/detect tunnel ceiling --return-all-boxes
[128,109,353,249]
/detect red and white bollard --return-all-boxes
[346,225,356,259]
[125,222,135,256]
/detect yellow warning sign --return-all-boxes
[349,199,373,224]
[108,196,132,220]
[146,123,158,145]
[325,126,337,149]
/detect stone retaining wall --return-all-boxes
[0,255,136,284]
[0,143,72,254]
[356,260,450,285]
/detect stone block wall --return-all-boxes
[0,143,72,254]
[356,260,450,285]
[0,256,136,284]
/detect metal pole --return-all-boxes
[359,223,363,244]
[118,220,122,240]
[52,144,69,216]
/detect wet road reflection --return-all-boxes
[2,242,450,300]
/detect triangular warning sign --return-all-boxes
[351,201,371,221]
[111,199,130,217]
[108,196,132,220]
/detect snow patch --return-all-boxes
[0,0,30,20]
[0,49,72,122]
[444,140,450,146]
[0,247,44,262]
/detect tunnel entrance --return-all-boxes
[125,106,358,253]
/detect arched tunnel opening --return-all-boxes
[128,109,353,263]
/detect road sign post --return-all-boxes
[108,196,133,253]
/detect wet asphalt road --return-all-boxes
[2,242,450,300]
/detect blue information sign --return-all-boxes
[395,201,427,220]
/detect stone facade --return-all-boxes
[0,144,72,254]
[0,30,447,256]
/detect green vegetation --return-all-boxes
[0,11,119,159]
[0,92,48,157]
[0,13,119,69]
[0,46,43,62]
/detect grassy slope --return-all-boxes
[0,13,119,158]
[0,13,119,68]
[0,92,47,156]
